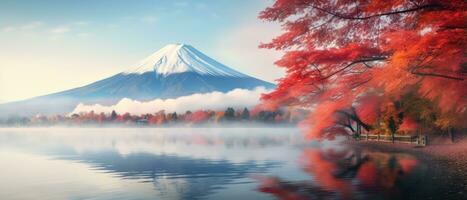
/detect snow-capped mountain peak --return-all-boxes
[0,43,275,117]
[124,43,247,77]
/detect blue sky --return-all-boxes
[0,0,283,103]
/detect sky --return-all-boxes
[0,0,283,104]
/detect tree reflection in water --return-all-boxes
[255,147,420,200]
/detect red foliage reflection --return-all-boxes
[300,149,352,198]
[256,147,419,200]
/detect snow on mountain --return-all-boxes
[0,43,275,117]
[124,43,247,77]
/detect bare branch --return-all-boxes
[321,56,387,80]
[311,3,442,20]
[411,71,465,80]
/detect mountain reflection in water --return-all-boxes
[0,128,444,200]
[68,151,278,200]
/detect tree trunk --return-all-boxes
[357,123,361,139]
[448,127,454,143]
[366,127,369,141]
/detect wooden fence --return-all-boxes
[358,134,427,146]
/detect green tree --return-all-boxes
[110,110,118,121]
[172,112,178,121]
[223,107,235,121]
[241,108,250,120]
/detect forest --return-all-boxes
[0,107,307,127]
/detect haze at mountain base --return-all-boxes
[71,87,269,115]
[0,43,274,117]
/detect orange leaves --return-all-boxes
[254,147,424,199]
[383,26,466,113]
[356,162,377,186]
[383,10,466,102]
[300,149,352,198]
[398,158,418,173]
[418,8,467,30]
[355,94,383,125]
[185,110,212,123]
[364,0,405,13]
[254,176,309,200]
[308,43,383,65]
[259,0,313,22]
[304,95,355,140]
[260,0,467,139]
[399,117,418,132]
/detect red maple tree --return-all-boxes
[259,0,466,139]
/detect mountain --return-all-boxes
[0,43,274,117]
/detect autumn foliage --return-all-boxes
[1,107,309,127]
[255,148,419,199]
[259,0,466,139]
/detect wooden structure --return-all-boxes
[359,134,427,146]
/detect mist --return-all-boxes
[71,87,270,115]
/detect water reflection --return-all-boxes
[256,147,424,200]
[67,152,278,200]
[0,128,302,200]
[0,128,438,200]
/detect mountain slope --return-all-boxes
[124,43,247,77]
[0,44,275,117]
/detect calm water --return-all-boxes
[0,128,444,200]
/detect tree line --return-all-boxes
[0,107,307,127]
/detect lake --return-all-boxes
[0,128,449,200]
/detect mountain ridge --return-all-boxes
[0,44,275,117]
[123,43,247,77]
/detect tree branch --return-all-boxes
[311,3,442,20]
[321,56,387,80]
[411,71,465,81]
[337,109,372,131]
[362,62,373,68]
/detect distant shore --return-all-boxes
[0,122,297,129]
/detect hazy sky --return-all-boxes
[0,0,283,103]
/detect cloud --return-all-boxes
[71,87,270,115]
[50,26,71,34]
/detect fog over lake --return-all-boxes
[0,128,440,200]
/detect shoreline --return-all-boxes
[349,139,467,199]
[0,123,297,129]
